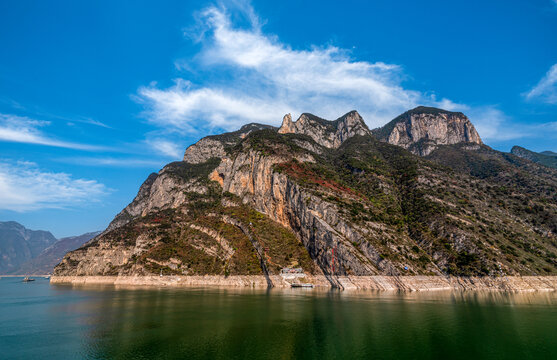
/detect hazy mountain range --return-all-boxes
[0,222,99,275]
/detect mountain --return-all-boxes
[0,222,57,274]
[511,146,557,169]
[13,231,100,274]
[278,111,371,148]
[372,106,482,156]
[54,108,557,283]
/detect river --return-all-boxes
[1,277,556,359]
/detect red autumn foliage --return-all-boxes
[276,161,359,197]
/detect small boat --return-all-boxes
[22,276,35,282]
[291,283,313,288]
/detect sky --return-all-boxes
[0,0,556,237]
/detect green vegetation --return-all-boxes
[511,145,557,169]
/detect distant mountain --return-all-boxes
[55,106,557,282]
[511,146,557,169]
[13,231,100,274]
[0,221,57,274]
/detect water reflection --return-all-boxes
[46,285,557,359]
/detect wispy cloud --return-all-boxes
[146,138,183,158]
[0,113,107,151]
[137,3,457,133]
[524,63,557,104]
[55,156,164,168]
[64,117,112,129]
[0,160,109,212]
[468,105,557,141]
[136,2,555,145]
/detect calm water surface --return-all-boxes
[1,277,557,359]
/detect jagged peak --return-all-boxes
[278,110,370,148]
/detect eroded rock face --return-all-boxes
[107,167,207,232]
[184,123,277,164]
[213,150,399,276]
[374,106,482,156]
[278,111,371,148]
[184,138,226,164]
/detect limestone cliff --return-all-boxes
[278,111,370,148]
[54,108,557,285]
[373,106,482,156]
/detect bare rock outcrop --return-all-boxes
[278,111,371,148]
[373,106,482,156]
[184,123,276,164]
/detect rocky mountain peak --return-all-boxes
[278,110,370,148]
[183,123,276,164]
[373,106,483,156]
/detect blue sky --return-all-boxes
[0,0,556,237]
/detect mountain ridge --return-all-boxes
[0,221,100,275]
[511,145,557,169]
[53,107,557,286]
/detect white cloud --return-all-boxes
[0,113,107,151]
[137,4,457,132]
[138,3,553,144]
[467,105,557,142]
[524,63,557,104]
[0,160,109,212]
[146,138,183,159]
[54,156,164,168]
[466,106,520,141]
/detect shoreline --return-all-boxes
[50,275,557,291]
[1,275,51,278]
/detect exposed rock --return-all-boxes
[184,123,276,164]
[373,106,482,156]
[50,275,557,292]
[184,138,226,164]
[278,111,371,148]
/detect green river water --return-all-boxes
[1,277,556,359]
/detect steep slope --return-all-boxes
[0,221,57,274]
[55,109,557,283]
[13,231,100,274]
[511,146,557,169]
[373,106,482,156]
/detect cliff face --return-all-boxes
[184,123,276,164]
[373,106,482,156]
[54,108,557,284]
